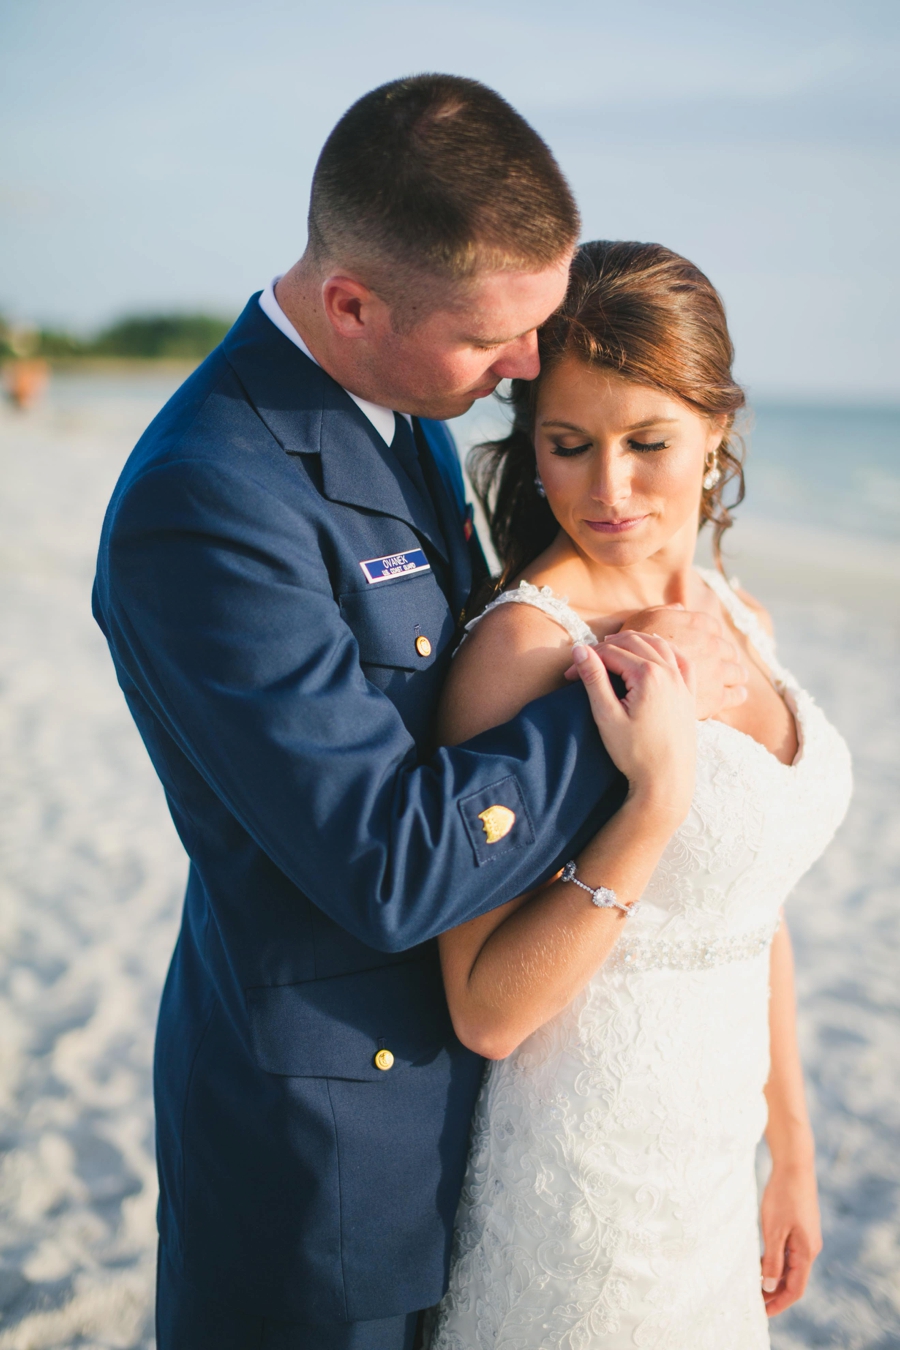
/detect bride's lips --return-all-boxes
[584,515,648,534]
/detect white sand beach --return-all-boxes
[0,373,898,1348]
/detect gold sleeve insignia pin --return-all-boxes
[477,805,516,844]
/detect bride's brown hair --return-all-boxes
[469,240,746,587]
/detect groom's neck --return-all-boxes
[274,256,404,410]
[275,260,337,371]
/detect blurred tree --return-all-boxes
[89,313,233,359]
[1,313,235,363]
[0,315,42,359]
[37,328,87,358]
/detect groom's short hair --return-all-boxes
[307,74,579,309]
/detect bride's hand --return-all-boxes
[759,1161,822,1316]
[618,604,749,719]
[565,633,697,824]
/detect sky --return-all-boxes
[1,0,899,400]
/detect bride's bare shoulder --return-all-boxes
[437,598,575,747]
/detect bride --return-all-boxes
[428,241,852,1348]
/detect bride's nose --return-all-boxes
[588,450,633,506]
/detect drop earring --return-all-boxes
[534,471,546,498]
[702,455,721,492]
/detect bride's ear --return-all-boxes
[706,412,728,450]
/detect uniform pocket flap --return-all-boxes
[339,575,454,670]
[246,957,454,1080]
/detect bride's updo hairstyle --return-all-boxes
[470,240,746,584]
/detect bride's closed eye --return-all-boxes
[550,442,592,457]
[549,438,671,457]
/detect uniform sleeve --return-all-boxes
[98,458,624,952]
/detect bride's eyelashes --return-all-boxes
[548,438,671,457]
[550,441,592,458]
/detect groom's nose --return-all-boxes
[490,330,541,382]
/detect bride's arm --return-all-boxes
[439,784,685,1059]
[437,600,578,745]
[437,609,696,1059]
[759,919,822,1316]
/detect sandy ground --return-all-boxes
[0,375,898,1348]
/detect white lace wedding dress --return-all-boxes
[429,569,852,1350]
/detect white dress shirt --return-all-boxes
[258,278,410,447]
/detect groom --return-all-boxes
[94,75,745,1349]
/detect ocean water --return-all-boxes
[733,403,900,543]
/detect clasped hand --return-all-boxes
[618,604,749,720]
[561,603,748,835]
[564,631,697,827]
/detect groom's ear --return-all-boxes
[321,273,390,340]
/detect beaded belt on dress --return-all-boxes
[608,922,777,972]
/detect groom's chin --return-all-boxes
[401,379,498,421]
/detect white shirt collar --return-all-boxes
[258,277,408,447]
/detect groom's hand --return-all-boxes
[613,606,749,720]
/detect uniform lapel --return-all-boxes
[320,412,449,564]
[223,298,448,560]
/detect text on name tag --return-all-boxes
[359,549,431,584]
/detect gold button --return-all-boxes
[415,635,432,658]
[477,805,516,844]
[373,1048,394,1071]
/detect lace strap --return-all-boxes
[695,567,791,687]
[464,580,599,647]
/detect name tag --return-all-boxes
[359,549,431,584]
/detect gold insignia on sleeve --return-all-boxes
[477,805,516,844]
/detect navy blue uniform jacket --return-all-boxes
[92,297,623,1323]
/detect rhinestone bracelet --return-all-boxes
[561,861,636,915]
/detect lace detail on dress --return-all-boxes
[431,573,853,1350]
[464,579,599,647]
